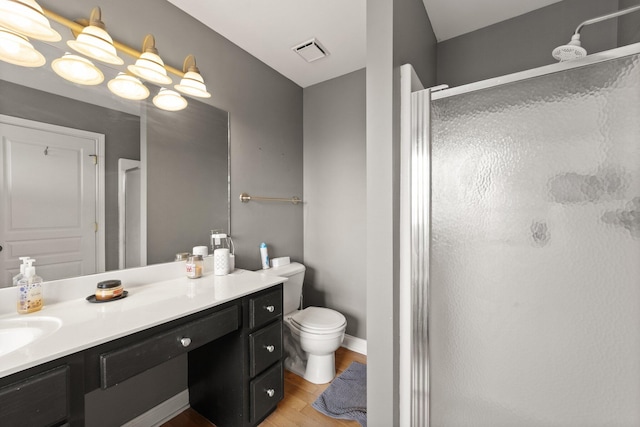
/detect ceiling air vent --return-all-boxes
[292,38,329,63]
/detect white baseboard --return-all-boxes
[123,389,189,427]
[342,334,367,355]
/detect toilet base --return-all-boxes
[303,353,336,384]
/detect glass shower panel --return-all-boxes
[428,54,640,426]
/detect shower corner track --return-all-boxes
[399,63,429,427]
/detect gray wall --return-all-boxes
[36,0,303,424]
[436,0,636,87]
[0,80,140,271]
[367,0,437,424]
[303,69,366,339]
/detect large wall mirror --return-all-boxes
[0,28,229,288]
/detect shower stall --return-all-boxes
[400,43,640,426]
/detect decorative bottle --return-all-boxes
[17,259,43,314]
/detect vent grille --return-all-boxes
[292,38,329,62]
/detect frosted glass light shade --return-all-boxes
[52,53,104,85]
[108,73,149,100]
[0,0,61,41]
[67,25,122,65]
[153,88,187,111]
[128,51,172,85]
[0,27,45,67]
[175,71,211,98]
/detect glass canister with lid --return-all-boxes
[186,254,203,279]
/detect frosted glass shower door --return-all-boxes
[426,54,640,426]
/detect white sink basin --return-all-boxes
[0,316,62,357]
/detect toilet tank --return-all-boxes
[264,262,306,314]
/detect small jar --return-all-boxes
[186,255,203,279]
[96,280,124,301]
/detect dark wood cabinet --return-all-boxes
[0,352,84,427]
[0,283,283,427]
[190,285,284,426]
[247,288,283,424]
[250,362,283,422]
[0,366,69,427]
[249,320,283,378]
[98,305,239,389]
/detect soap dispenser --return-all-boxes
[12,256,31,287]
[17,259,43,314]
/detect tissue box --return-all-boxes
[271,257,290,268]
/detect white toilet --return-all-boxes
[262,260,346,384]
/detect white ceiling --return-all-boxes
[168,0,562,88]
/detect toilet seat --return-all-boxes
[290,306,346,334]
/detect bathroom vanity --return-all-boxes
[0,265,285,426]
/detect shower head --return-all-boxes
[552,34,587,62]
[552,4,640,62]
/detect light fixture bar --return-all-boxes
[41,7,185,78]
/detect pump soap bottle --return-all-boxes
[12,256,31,287]
[17,259,43,314]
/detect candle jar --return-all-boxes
[95,279,124,301]
[186,255,203,279]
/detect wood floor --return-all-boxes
[161,347,366,427]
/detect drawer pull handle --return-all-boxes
[265,305,275,313]
[180,337,192,347]
[264,345,275,353]
[266,388,275,398]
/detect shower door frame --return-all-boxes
[399,41,640,427]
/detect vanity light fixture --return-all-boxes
[174,54,211,98]
[107,72,150,100]
[0,0,61,41]
[0,27,45,67]
[128,34,172,85]
[67,7,122,65]
[153,88,187,111]
[51,52,104,85]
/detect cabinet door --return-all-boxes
[0,366,69,427]
[250,362,283,423]
[249,320,283,378]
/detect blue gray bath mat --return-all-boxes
[312,361,367,426]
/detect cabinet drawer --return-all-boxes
[100,305,238,389]
[250,362,283,423]
[0,366,68,427]
[249,288,282,329]
[249,320,283,377]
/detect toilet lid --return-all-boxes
[291,306,346,332]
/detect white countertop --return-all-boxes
[0,266,285,379]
